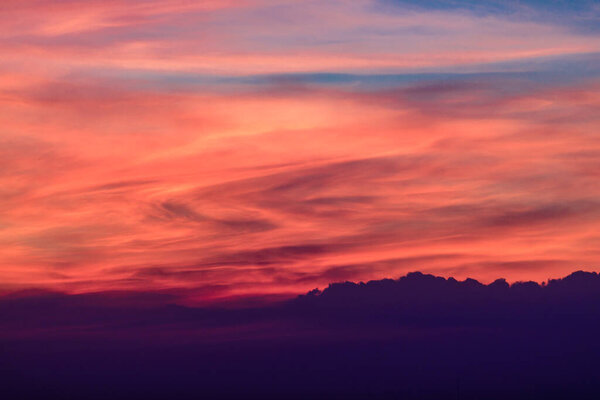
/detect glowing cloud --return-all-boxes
[1,0,599,300]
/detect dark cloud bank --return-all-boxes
[3,271,600,399]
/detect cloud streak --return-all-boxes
[1,0,599,299]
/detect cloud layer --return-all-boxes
[1,0,599,299]
[4,270,600,399]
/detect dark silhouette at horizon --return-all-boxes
[3,270,600,399]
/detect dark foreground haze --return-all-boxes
[3,271,600,399]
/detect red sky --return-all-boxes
[1,0,600,301]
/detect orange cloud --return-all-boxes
[1,0,599,301]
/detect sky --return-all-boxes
[1,0,600,302]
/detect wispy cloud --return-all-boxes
[1,0,599,298]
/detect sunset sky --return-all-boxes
[1,0,600,302]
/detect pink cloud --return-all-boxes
[1,1,599,300]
